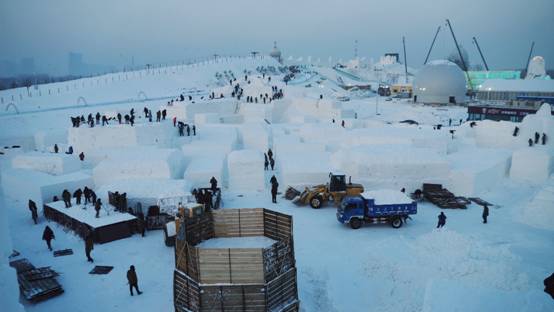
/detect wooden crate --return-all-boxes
[174,208,298,312]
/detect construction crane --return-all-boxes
[524,41,535,77]
[402,36,408,83]
[423,26,441,65]
[446,19,473,92]
[472,36,489,71]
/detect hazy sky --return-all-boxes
[1,0,553,75]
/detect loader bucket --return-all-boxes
[293,189,310,206]
[285,186,301,200]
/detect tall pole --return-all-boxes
[446,19,472,91]
[524,41,535,77]
[424,26,441,65]
[472,36,489,71]
[402,36,408,84]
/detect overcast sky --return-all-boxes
[1,0,553,75]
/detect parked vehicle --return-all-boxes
[337,190,417,229]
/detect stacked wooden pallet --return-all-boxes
[9,258,64,303]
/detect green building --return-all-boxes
[467,70,521,89]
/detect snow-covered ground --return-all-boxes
[0,56,553,311]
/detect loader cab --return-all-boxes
[329,174,347,192]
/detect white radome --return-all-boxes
[413,60,467,104]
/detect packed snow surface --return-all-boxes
[46,199,136,228]
[196,236,276,249]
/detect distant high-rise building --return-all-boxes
[68,52,84,76]
[19,57,35,75]
[0,60,17,77]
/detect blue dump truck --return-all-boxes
[337,190,417,229]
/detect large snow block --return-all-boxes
[183,155,225,189]
[96,178,192,209]
[280,152,333,187]
[67,122,176,154]
[183,100,237,121]
[92,148,185,187]
[34,129,67,151]
[1,168,93,208]
[239,123,269,152]
[521,178,554,231]
[331,145,450,192]
[194,113,220,125]
[11,151,81,175]
[510,147,553,184]
[227,150,265,192]
[445,148,512,196]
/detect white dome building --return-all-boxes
[269,41,282,63]
[413,60,467,104]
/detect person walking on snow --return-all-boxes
[271,177,279,204]
[42,225,55,251]
[62,189,72,208]
[267,148,273,160]
[54,144,59,153]
[270,157,275,170]
[264,153,269,170]
[127,265,142,296]
[173,117,177,127]
[85,232,94,262]
[437,212,446,228]
[162,109,167,120]
[28,199,38,224]
[482,204,489,224]
[95,198,102,218]
[192,125,196,136]
[73,188,83,205]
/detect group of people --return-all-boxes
[143,107,167,123]
[176,121,196,137]
[264,148,276,171]
[436,204,490,228]
[527,131,547,147]
[54,187,103,218]
[52,143,76,156]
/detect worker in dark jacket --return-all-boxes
[62,189,72,208]
[210,177,218,192]
[79,152,85,161]
[535,132,540,144]
[95,198,102,218]
[482,204,489,224]
[437,212,446,228]
[28,199,38,224]
[74,188,83,205]
[542,133,547,145]
[83,187,91,204]
[54,144,59,153]
[264,153,269,170]
[267,148,273,160]
[42,225,55,251]
[85,232,94,262]
[271,179,279,203]
[270,157,275,170]
[127,265,142,296]
[90,191,97,206]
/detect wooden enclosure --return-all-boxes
[174,208,299,312]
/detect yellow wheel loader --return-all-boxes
[285,173,364,209]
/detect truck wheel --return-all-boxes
[310,196,323,209]
[350,217,362,229]
[391,218,403,229]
